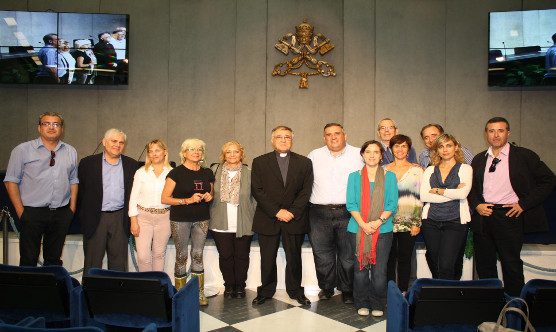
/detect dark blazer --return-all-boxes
[468,144,556,233]
[78,153,138,239]
[251,151,313,235]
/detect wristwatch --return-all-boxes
[178,199,184,205]
[379,216,387,224]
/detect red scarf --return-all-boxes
[357,166,384,270]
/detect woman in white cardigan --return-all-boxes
[420,134,472,280]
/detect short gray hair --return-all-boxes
[103,128,127,141]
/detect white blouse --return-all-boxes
[128,165,172,217]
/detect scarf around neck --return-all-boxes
[356,165,385,270]
[220,163,242,205]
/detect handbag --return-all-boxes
[478,298,535,332]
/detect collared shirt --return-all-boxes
[275,150,290,185]
[4,137,78,208]
[308,144,364,204]
[483,143,519,204]
[109,37,127,60]
[128,165,172,217]
[380,141,418,166]
[101,153,125,211]
[418,146,474,168]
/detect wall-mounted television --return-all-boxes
[0,10,129,85]
[488,8,556,87]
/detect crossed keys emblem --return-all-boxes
[272,18,336,88]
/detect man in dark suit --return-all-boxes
[468,117,556,296]
[78,128,138,276]
[251,125,314,305]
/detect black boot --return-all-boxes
[235,285,246,298]
[224,285,234,299]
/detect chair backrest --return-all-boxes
[408,278,505,328]
[0,265,75,324]
[521,279,556,328]
[81,269,174,328]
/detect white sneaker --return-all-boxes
[371,310,384,317]
[358,308,370,316]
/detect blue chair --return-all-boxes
[387,278,506,332]
[72,268,199,332]
[517,279,556,332]
[0,264,80,327]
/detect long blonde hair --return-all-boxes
[429,133,465,166]
[143,139,171,171]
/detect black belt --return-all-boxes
[27,204,69,211]
[490,204,511,210]
[311,204,346,210]
[102,208,123,214]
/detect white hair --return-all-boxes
[104,128,127,141]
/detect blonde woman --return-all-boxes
[161,138,214,306]
[420,134,472,280]
[209,141,256,299]
[128,139,172,272]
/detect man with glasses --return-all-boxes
[307,123,363,304]
[376,118,417,166]
[78,128,137,276]
[468,117,556,296]
[4,112,78,266]
[251,126,314,305]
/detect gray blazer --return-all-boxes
[209,164,257,237]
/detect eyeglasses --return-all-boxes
[185,148,204,152]
[49,151,55,167]
[41,122,61,128]
[273,135,292,141]
[489,157,501,172]
[379,126,396,131]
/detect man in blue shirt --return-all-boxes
[377,118,417,166]
[418,123,474,168]
[78,129,137,276]
[545,33,556,77]
[35,34,66,84]
[4,112,78,266]
[308,123,363,304]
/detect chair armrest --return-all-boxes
[387,280,409,332]
[172,276,200,332]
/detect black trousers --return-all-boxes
[473,208,524,296]
[83,210,128,276]
[257,230,305,298]
[211,231,253,287]
[387,231,416,292]
[19,205,73,266]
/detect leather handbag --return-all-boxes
[478,298,535,332]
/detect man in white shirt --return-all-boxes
[308,123,364,303]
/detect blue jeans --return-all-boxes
[421,219,468,280]
[309,206,354,292]
[349,231,392,310]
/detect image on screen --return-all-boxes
[0,10,129,85]
[488,8,556,87]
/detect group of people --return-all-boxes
[4,113,555,316]
[35,28,127,85]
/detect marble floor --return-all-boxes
[199,287,386,332]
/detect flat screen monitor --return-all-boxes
[0,10,129,85]
[488,8,556,86]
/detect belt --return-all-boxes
[490,204,511,210]
[102,208,123,214]
[27,204,69,211]
[311,204,346,210]
[138,205,170,214]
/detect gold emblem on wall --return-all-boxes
[272,18,335,88]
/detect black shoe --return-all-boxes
[224,285,234,298]
[318,289,334,300]
[294,294,311,306]
[235,285,246,298]
[342,292,354,304]
[252,295,269,305]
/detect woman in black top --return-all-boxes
[73,39,96,84]
[162,138,214,305]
